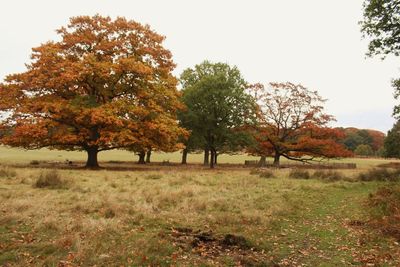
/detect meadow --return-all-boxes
[0,146,390,168]
[0,147,399,266]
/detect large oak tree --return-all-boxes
[0,15,185,168]
[250,82,351,166]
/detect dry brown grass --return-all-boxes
[0,163,399,266]
[0,166,17,178]
[0,167,294,265]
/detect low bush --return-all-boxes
[367,185,400,240]
[288,169,310,179]
[250,168,275,178]
[30,160,40,165]
[258,170,275,179]
[313,170,345,182]
[357,168,400,182]
[0,167,17,178]
[34,170,69,189]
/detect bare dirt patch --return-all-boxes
[167,227,274,266]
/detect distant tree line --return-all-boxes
[336,128,385,157]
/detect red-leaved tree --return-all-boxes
[249,82,352,166]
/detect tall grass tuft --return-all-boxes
[250,168,275,178]
[34,170,69,189]
[0,166,17,178]
[357,168,400,182]
[312,170,345,182]
[288,169,310,179]
[30,160,40,165]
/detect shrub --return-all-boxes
[0,167,17,178]
[249,169,259,175]
[34,170,68,189]
[367,185,400,240]
[250,168,275,178]
[30,160,40,165]
[312,170,345,182]
[357,168,400,182]
[258,170,275,179]
[289,169,310,179]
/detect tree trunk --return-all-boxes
[146,149,152,163]
[203,149,209,165]
[258,156,267,167]
[181,148,188,164]
[85,147,99,168]
[214,153,218,165]
[210,149,216,169]
[273,153,280,167]
[138,151,146,164]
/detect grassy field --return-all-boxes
[0,147,400,266]
[0,146,261,165]
[0,146,391,168]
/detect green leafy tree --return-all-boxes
[360,0,400,58]
[177,96,206,164]
[343,129,373,151]
[343,132,365,151]
[179,61,257,168]
[354,144,374,157]
[384,121,400,158]
[340,128,383,153]
[361,0,400,119]
[376,147,387,157]
[358,129,374,145]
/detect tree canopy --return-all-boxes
[354,144,374,157]
[179,61,257,168]
[0,15,186,168]
[338,127,385,155]
[250,82,351,166]
[360,0,400,57]
[384,121,400,158]
[361,0,400,119]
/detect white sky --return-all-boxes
[0,0,398,132]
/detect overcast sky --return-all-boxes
[0,0,398,132]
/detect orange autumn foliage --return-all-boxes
[0,15,187,167]
[367,129,385,152]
